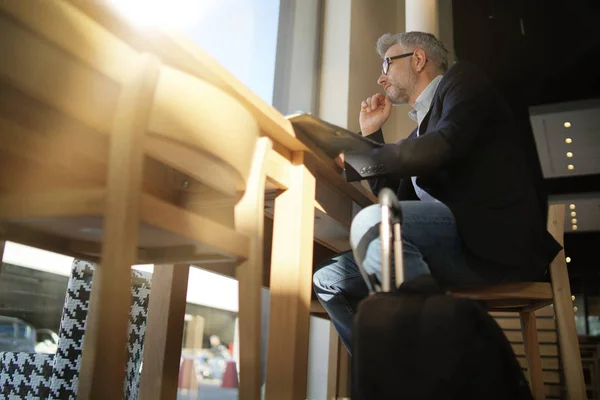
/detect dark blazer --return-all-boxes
[344,61,561,278]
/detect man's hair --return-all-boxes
[376,32,449,73]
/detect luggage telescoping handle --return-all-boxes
[378,188,404,292]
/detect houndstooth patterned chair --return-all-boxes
[0,352,53,399]
[0,260,152,400]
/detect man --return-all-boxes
[312,32,561,353]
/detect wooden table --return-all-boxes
[46,3,377,399]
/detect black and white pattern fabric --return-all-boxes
[49,260,153,400]
[124,270,152,400]
[48,260,94,399]
[0,260,152,400]
[0,352,53,399]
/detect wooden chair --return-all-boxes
[0,1,270,399]
[452,204,586,400]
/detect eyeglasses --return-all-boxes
[382,52,413,75]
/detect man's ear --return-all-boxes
[413,48,427,72]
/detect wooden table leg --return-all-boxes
[78,54,160,399]
[326,323,340,399]
[265,152,316,400]
[337,340,350,398]
[235,138,272,400]
[139,264,190,400]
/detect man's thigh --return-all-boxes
[351,201,494,288]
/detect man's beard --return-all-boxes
[387,69,417,104]
[387,85,410,104]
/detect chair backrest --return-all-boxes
[0,351,53,398]
[546,204,565,247]
[546,204,567,282]
[49,260,152,400]
[0,0,260,201]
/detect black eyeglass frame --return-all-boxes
[382,52,413,75]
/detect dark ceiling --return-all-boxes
[452,0,600,287]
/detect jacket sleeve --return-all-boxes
[344,65,497,181]
[344,129,396,196]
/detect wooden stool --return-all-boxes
[453,204,586,400]
[0,1,270,399]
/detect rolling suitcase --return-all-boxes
[351,188,533,400]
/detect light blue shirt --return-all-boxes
[408,75,443,202]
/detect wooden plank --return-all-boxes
[78,53,160,400]
[266,146,291,190]
[545,384,562,398]
[546,204,586,399]
[512,344,559,357]
[139,264,190,400]
[234,138,272,400]
[521,311,546,399]
[452,282,553,301]
[517,356,560,371]
[491,305,555,318]
[0,189,104,219]
[266,152,316,400]
[144,135,238,199]
[310,299,327,315]
[496,317,556,331]
[3,223,100,263]
[0,6,120,135]
[504,330,558,344]
[140,194,249,260]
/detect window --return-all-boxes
[175,0,281,105]
[2,0,323,395]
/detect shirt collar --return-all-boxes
[408,75,444,124]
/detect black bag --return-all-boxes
[351,188,533,400]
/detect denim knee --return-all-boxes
[312,266,328,294]
[312,250,356,294]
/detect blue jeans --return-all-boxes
[313,201,519,353]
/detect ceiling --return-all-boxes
[452,0,600,280]
[530,99,600,179]
[548,193,600,234]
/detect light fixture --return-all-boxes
[572,225,578,231]
[564,122,572,128]
[565,138,572,144]
[568,164,574,170]
[570,204,576,210]
[566,152,573,158]
[571,211,577,217]
[572,218,577,224]
[566,256,571,263]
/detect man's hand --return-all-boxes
[359,93,392,136]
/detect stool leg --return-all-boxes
[235,138,272,400]
[521,311,546,400]
[265,152,316,400]
[139,264,190,400]
[78,54,161,399]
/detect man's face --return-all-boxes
[377,44,417,104]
